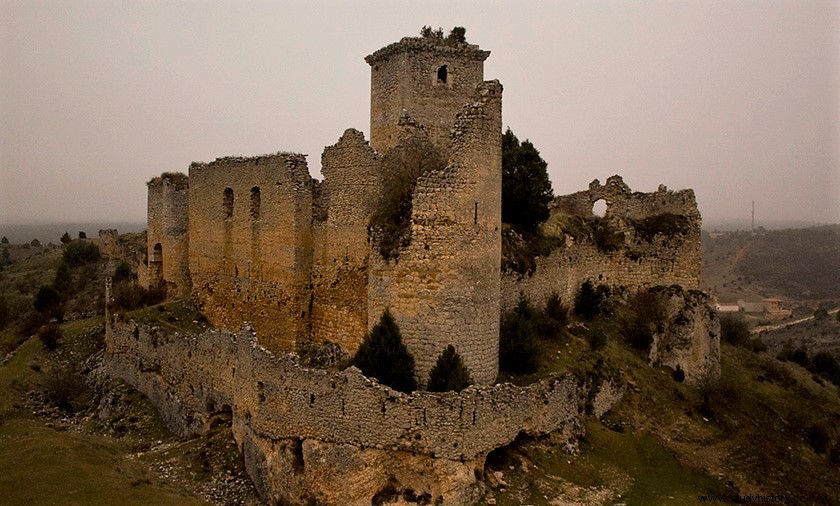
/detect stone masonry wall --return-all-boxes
[368,80,503,386]
[105,318,596,504]
[310,129,382,352]
[146,176,191,298]
[366,37,490,153]
[187,154,313,352]
[502,176,701,313]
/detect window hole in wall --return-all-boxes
[223,187,234,219]
[437,65,448,84]
[250,186,261,220]
[592,199,607,218]
[151,243,162,263]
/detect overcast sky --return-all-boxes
[1,0,838,228]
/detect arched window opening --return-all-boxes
[437,65,448,85]
[151,243,163,263]
[223,188,234,219]
[592,199,607,218]
[250,186,261,220]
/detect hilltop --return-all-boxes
[1,236,839,504]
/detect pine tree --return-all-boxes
[428,345,472,392]
[60,232,71,244]
[353,310,417,393]
[502,128,554,233]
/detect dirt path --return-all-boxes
[752,307,840,334]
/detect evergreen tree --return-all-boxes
[78,231,87,239]
[53,262,73,296]
[353,310,417,393]
[502,128,554,233]
[1,236,8,244]
[428,345,472,392]
[60,232,71,244]
[30,238,41,248]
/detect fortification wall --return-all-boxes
[146,176,191,298]
[367,37,490,152]
[502,176,701,313]
[311,130,382,351]
[369,81,503,386]
[187,154,313,352]
[105,318,597,504]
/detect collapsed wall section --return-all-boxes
[146,174,191,298]
[310,129,382,351]
[187,154,313,352]
[369,81,503,385]
[105,318,596,505]
[502,176,702,312]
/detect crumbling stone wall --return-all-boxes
[105,318,601,505]
[187,154,313,352]
[502,176,701,312]
[146,175,191,298]
[311,129,382,352]
[369,80,503,386]
[366,36,490,153]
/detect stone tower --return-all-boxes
[365,35,490,153]
[146,173,190,298]
[366,33,503,385]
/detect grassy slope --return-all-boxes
[487,307,840,506]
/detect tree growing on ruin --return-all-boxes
[370,135,445,259]
[353,310,417,393]
[502,128,554,234]
[428,345,472,392]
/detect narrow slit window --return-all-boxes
[223,187,234,219]
[437,65,448,84]
[474,202,478,224]
[152,243,162,263]
[250,186,261,220]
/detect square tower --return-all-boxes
[365,35,490,153]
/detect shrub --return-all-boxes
[428,345,472,392]
[719,315,751,346]
[810,352,840,386]
[633,213,691,241]
[78,231,86,239]
[113,261,132,283]
[806,423,831,454]
[593,219,624,252]
[53,262,73,295]
[501,227,564,275]
[60,232,71,244]
[587,327,607,351]
[44,363,89,413]
[37,324,62,350]
[575,281,610,321]
[63,240,100,266]
[502,128,553,234]
[112,281,165,311]
[0,236,7,244]
[814,307,829,320]
[30,238,41,248]
[499,296,540,374]
[353,310,417,393]
[34,285,61,314]
[370,136,445,259]
[446,26,466,43]
[1,247,8,262]
[545,292,569,327]
[0,296,9,330]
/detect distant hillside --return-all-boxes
[702,225,840,302]
[0,222,145,246]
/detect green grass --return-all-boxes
[122,299,209,335]
[0,418,207,506]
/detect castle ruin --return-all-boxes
[113,29,720,504]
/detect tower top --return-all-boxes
[365,36,490,65]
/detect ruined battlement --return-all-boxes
[365,36,490,64]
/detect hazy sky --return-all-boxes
[1,0,838,227]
